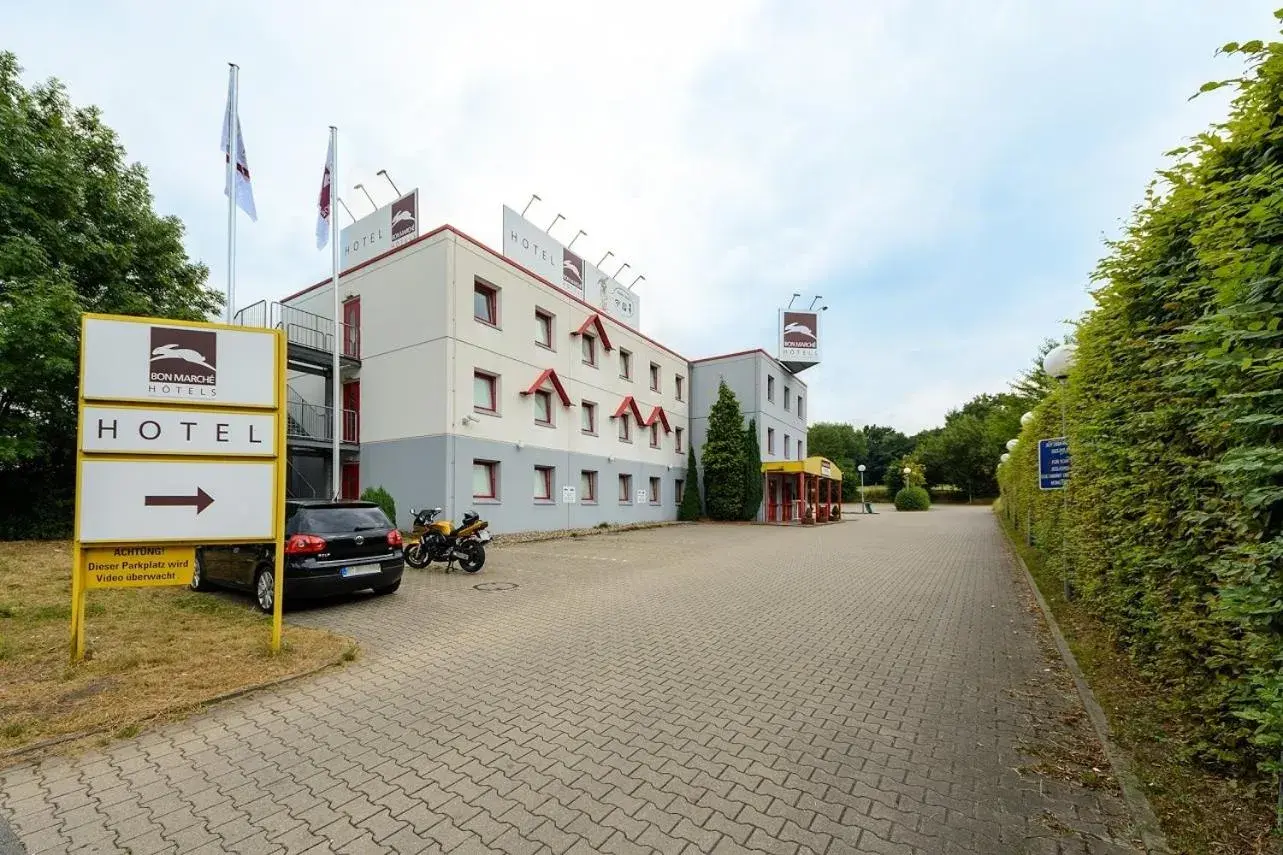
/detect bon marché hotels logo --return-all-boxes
[149,326,218,398]
[391,193,417,246]
[782,311,819,351]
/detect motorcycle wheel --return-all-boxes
[458,541,486,573]
[404,538,432,569]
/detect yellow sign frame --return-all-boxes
[70,313,288,661]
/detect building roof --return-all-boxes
[280,223,688,363]
[690,348,808,387]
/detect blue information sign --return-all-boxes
[1038,437,1070,490]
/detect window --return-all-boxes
[784,435,791,459]
[534,466,554,501]
[581,470,598,503]
[582,334,598,366]
[618,415,632,442]
[535,309,553,349]
[581,401,597,434]
[767,427,775,454]
[784,386,791,411]
[649,477,660,504]
[797,395,804,419]
[675,479,685,505]
[767,376,775,402]
[473,371,497,414]
[619,474,633,503]
[533,389,553,426]
[619,349,633,379]
[473,460,498,499]
[675,427,684,453]
[798,441,804,458]
[474,281,498,326]
[649,363,660,392]
[675,375,684,401]
[649,423,660,448]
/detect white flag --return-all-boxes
[221,71,257,222]
[317,135,335,249]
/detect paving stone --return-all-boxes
[0,511,1139,855]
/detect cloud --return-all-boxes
[6,0,1275,432]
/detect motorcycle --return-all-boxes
[405,507,491,572]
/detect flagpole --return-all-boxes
[330,126,342,500]
[225,63,239,324]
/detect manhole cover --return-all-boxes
[473,582,519,592]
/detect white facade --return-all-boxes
[282,227,691,531]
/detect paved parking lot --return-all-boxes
[0,507,1139,854]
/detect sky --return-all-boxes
[7,0,1275,432]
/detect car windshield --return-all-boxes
[290,506,392,534]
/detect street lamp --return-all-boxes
[857,464,866,509]
[1021,411,1034,426]
[1042,343,1077,601]
[902,466,912,490]
[1000,453,1010,463]
[1006,439,1018,452]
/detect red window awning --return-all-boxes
[645,406,672,433]
[571,313,614,352]
[521,368,571,406]
[612,395,646,423]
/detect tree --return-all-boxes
[860,425,915,484]
[701,380,745,521]
[807,422,868,501]
[679,446,701,521]
[0,52,219,537]
[740,419,763,520]
[914,393,1027,499]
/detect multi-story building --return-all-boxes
[235,208,823,532]
[689,350,810,522]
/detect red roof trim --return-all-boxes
[690,347,807,386]
[571,314,614,351]
[645,406,672,432]
[279,223,685,361]
[611,396,646,423]
[521,368,571,407]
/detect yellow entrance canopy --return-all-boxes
[761,455,843,481]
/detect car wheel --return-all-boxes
[254,567,276,613]
[372,579,401,596]
[190,551,212,591]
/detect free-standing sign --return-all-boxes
[1038,438,1070,490]
[71,314,287,660]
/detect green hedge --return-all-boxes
[360,486,396,526]
[894,486,930,511]
[999,34,1283,773]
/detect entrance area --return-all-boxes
[762,456,843,524]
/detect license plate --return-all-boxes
[340,565,381,578]
[478,531,492,542]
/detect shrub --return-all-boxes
[360,485,396,526]
[679,447,702,521]
[894,486,930,511]
[740,419,763,521]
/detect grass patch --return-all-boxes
[0,540,352,761]
[996,512,1280,854]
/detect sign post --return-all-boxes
[72,314,286,661]
[1038,438,1070,491]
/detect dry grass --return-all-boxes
[0,540,352,762]
[997,514,1281,855]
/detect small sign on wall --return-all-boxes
[562,485,576,504]
[636,489,647,505]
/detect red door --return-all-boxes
[342,380,360,443]
[341,462,359,500]
[342,297,361,358]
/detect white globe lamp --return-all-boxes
[1006,438,1018,451]
[1043,344,1077,380]
[1020,412,1034,426]
[1001,453,1010,463]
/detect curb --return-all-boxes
[0,645,353,765]
[999,527,1170,854]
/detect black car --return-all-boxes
[192,500,405,611]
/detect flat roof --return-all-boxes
[690,348,807,386]
[279,223,691,364]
